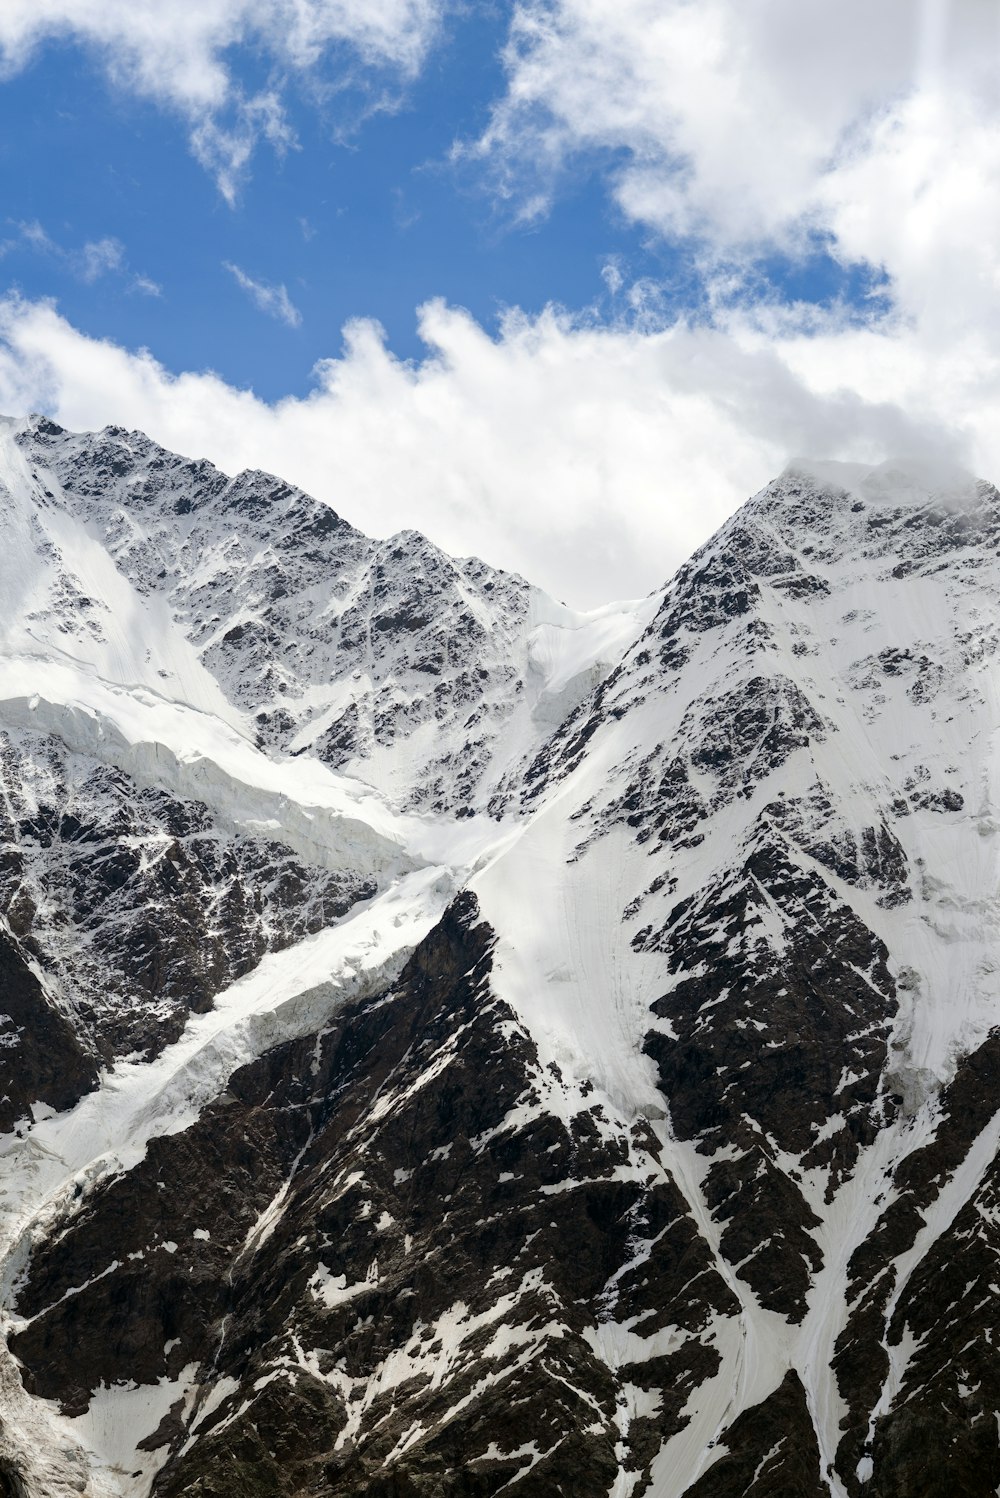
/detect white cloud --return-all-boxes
[6,221,157,292]
[17,220,57,253]
[0,293,972,609]
[193,90,298,208]
[76,237,124,283]
[0,6,991,612]
[467,0,1000,362]
[0,1,446,200]
[600,257,624,297]
[446,1,1000,583]
[0,7,993,605]
[817,87,1000,352]
[224,263,302,329]
[471,1,997,246]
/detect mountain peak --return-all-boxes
[0,418,644,814]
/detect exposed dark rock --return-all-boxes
[10,895,737,1496]
[833,1028,1000,1488]
[0,1460,28,1498]
[0,924,98,1132]
[860,1140,1000,1496]
[0,729,373,1062]
[642,833,896,1316]
[6,433,1000,1496]
[681,1371,826,1497]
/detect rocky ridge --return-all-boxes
[15,417,647,816]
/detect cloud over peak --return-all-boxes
[0,292,972,609]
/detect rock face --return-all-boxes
[11,895,737,1497]
[0,727,375,1061]
[0,923,97,1133]
[15,418,646,816]
[0,430,999,1498]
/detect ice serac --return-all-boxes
[0,432,1000,1498]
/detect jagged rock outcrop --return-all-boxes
[0,727,374,1062]
[0,924,97,1133]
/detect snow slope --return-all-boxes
[468,457,1000,1492]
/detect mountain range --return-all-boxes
[0,414,997,1498]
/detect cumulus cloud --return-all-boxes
[0,0,446,200]
[471,2,993,243]
[467,0,1000,356]
[448,1,1000,583]
[224,263,302,328]
[0,293,973,608]
[0,5,992,608]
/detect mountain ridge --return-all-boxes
[10,413,655,815]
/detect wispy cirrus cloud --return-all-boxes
[16,219,57,254]
[0,1,448,202]
[76,236,124,283]
[191,89,299,208]
[128,274,162,298]
[2,221,159,293]
[224,262,302,328]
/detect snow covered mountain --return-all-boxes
[0,418,998,1498]
[14,417,648,814]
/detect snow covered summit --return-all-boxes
[11,414,653,813]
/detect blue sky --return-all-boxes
[0,2,993,603]
[0,3,885,400]
[1,8,643,398]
